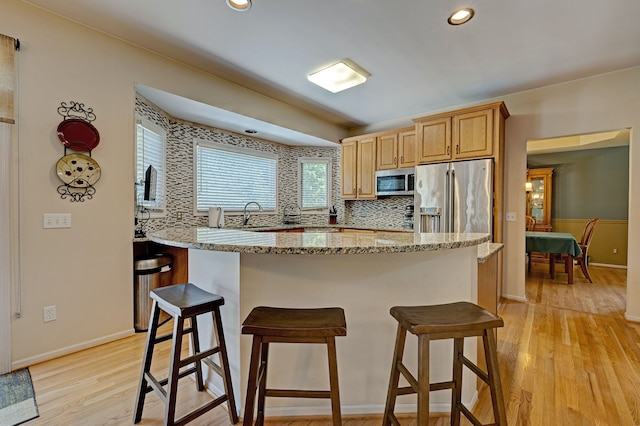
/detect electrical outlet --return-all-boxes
[360,208,366,217]
[43,305,56,322]
[505,212,516,222]
[43,213,71,229]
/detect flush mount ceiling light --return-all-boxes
[307,61,369,93]
[227,0,251,12]
[448,8,474,25]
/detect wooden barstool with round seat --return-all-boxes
[241,306,347,426]
[133,283,238,425]
[383,301,507,426]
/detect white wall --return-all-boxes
[3,1,639,366]
[3,1,346,366]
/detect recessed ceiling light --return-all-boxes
[227,0,251,12]
[448,8,474,25]
[307,61,369,93]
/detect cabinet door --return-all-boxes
[416,117,452,163]
[453,108,494,159]
[340,140,357,199]
[376,133,398,170]
[357,136,377,199]
[398,130,416,167]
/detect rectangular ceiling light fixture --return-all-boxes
[307,61,369,93]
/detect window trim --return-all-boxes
[193,139,279,215]
[135,115,167,218]
[298,157,332,214]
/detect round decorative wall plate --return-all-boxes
[56,153,101,188]
[56,118,100,151]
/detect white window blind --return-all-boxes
[195,140,277,211]
[299,158,331,211]
[135,118,166,211]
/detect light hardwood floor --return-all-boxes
[25,263,639,425]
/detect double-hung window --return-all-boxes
[299,157,331,212]
[195,140,277,212]
[135,116,166,214]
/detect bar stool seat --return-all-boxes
[241,306,347,426]
[383,301,507,426]
[133,283,238,426]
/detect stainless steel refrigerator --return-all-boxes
[414,158,493,234]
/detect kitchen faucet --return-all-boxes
[243,201,263,226]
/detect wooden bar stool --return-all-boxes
[133,283,238,425]
[241,306,347,426]
[383,301,507,426]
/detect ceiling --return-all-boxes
[25,0,640,146]
[527,129,630,155]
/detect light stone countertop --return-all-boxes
[147,227,491,255]
[476,242,504,263]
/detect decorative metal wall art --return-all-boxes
[55,101,101,202]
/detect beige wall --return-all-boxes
[3,1,346,366]
[552,219,628,266]
[4,1,640,366]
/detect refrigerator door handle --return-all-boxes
[449,169,455,232]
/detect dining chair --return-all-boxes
[525,216,536,231]
[572,218,600,282]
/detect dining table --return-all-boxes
[525,231,582,284]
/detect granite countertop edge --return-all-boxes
[143,226,492,257]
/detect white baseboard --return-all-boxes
[624,312,640,323]
[12,329,135,369]
[207,378,478,418]
[590,262,627,269]
[501,294,527,303]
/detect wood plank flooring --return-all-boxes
[24,263,638,425]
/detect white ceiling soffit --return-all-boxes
[527,129,631,155]
[136,85,338,147]
[26,0,640,143]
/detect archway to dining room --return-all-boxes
[524,129,630,313]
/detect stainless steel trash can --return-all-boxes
[134,254,172,332]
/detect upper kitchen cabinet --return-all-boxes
[398,128,417,168]
[415,116,452,163]
[526,167,554,231]
[341,136,376,199]
[376,132,399,170]
[414,102,509,164]
[376,127,416,170]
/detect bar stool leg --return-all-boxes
[133,301,161,424]
[190,315,205,391]
[165,316,185,425]
[383,324,407,426]
[212,308,239,423]
[484,329,507,425]
[451,337,464,426]
[326,336,342,426]
[417,334,430,426]
[255,341,270,426]
[243,336,263,426]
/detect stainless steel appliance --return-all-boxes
[414,159,493,234]
[375,167,414,196]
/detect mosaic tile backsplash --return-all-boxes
[135,96,414,235]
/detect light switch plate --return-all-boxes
[43,213,71,229]
[506,212,516,222]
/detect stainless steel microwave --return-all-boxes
[375,167,415,196]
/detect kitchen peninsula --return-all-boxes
[147,227,496,417]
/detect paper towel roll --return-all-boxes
[208,206,224,228]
